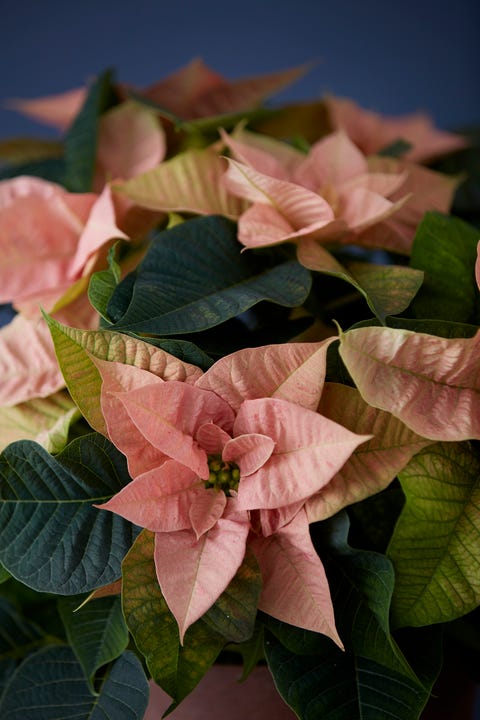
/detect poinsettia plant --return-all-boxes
[0,58,479,719]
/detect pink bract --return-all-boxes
[325,95,467,162]
[96,341,371,644]
[222,128,409,252]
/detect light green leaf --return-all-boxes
[114,147,248,218]
[58,595,129,690]
[0,646,149,719]
[298,241,423,323]
[122,530,224,708]
[388,441,480,627]
[0,391,80,453]
[0,433,137,594]
[107,215,312,335]
[45,314,203,433]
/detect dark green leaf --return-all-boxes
[0,598,45,661]
[64,69,118,192]
[410,212,480,323]
[88,243,121,322]
[0,646,149,719]
[0,157,66,183]
[107,215,311,335]
[58,595,129,689]
[0,433,138,594]
[264,513,439,719]
[377,139,412,158]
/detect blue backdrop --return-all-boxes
[1,0,479,138]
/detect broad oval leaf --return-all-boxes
[107,215,312,335]
[0,433,137,594]
[0,646,149,720]
[297,240,423,323]
[338,325,480,441]
[58,595,129,688]
[388,441,480,627]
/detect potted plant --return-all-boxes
[0,59,478,719]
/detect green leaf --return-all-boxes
[228,622,265,681]
[299,243,423,323]
[122,530,224,708]
[64,69,118,192]
[0,597,45,661]
[88,243,122,322]
[347,261,424,322]
[58,595,129,690]
[388,441,480,628]
[410,212,480,323]
[264,513,439,719]
[107,215,312,335]
[45,314,204,433]
[202,546,262,643]
[0,433,137,594]
[0,646,149,719]
[377,138,413,158]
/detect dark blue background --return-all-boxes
[1,0,479,139]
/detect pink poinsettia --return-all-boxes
[8,58,305,130]
[0,176,128,405]
[222,126,458,255]
[325,95,467,163]
[222,127,409,250]
[95,341,371,644]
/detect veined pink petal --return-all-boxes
[196,423,231,454]
[234,397,371,509]
[236,202,347,249]
[293,130,368,191]
[223,433,275,475]
[0,315,65,405]
[96,459,201,532]
[196,339,336,413]
[95,101,166,189]
[339,171,407,198]
[154,514,250,642]
[112,381,234,477]
[339,326,480,441]
[224,126,304,177]
[223,158,335,228]
[0,178,96,304]
[189,489,227,539]
[97,359,168,476]
[7,86,86,130]
[253,503,304,537]
[339,187,407,233]
[69,184,128,279]
[325,95,467,163]
[251,510,343,646]
[355,158,459,254]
